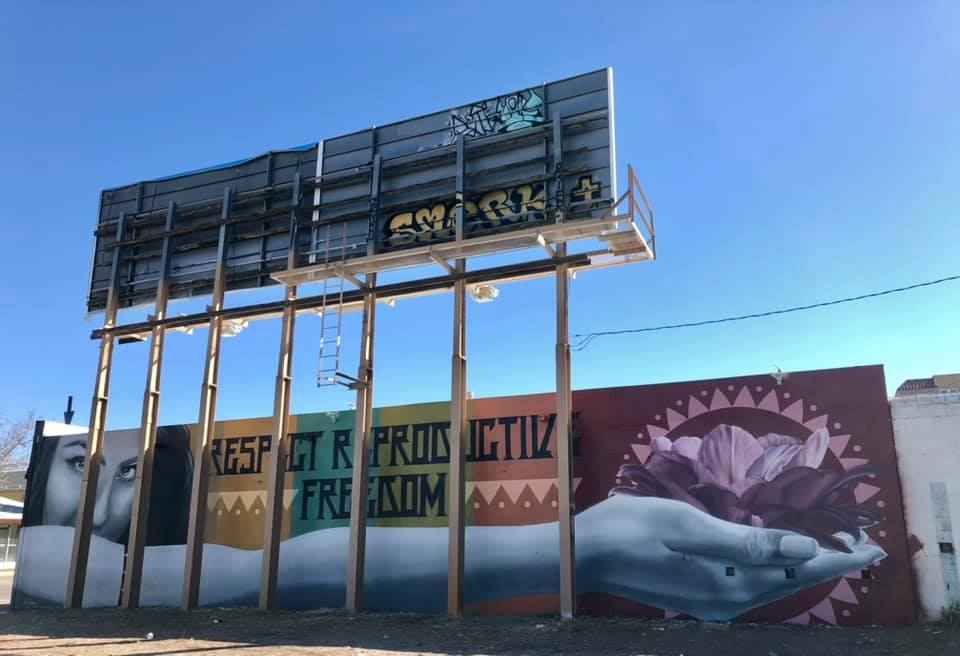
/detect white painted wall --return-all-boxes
[891,391,960,621]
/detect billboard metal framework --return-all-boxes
[67,68,657,619]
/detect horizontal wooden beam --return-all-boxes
[345,277,377,611]
[537,233,556,258]
[429,251,454,275]
[92,254,596,339]
[334,268,367,290]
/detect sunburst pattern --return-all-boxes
[625,384,880,625]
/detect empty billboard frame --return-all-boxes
[86,68,625,313]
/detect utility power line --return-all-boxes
[572,274,960,352]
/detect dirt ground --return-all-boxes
[0,602,955,656]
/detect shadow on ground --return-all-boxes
[0,607,958,656]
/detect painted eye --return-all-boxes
[117,464,137,482]
[67,455,85,473]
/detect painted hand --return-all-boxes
[577,494,886,621]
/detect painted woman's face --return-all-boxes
[42,430,140,543]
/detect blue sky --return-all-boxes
[1,1,958,430]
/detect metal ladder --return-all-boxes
[316,221,348,387]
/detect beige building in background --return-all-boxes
[891,374,960,620]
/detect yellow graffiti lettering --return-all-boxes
[414,204,449,240]
[479,190,509,225]
[383,182,546,247]
[385,212,415,246]
[570,175,601,204]
[513,184,544,217]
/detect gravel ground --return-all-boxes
[0,606,957,656]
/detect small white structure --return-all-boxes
[891,374,960,620]
[0,495,22,570]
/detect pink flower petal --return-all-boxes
[788,428,829,469]
[651,436,673,452]
[695,425,763,495]
[747,431,829,482]
[747,440,805,481]
[757,433,800,449]
[672,436,702,460]
[804,414,829,431]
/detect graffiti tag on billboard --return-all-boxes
[571,175,603,206]
[446,87,545,143]
[383,182,546,248]
[381,175,606,249]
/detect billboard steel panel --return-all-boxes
[86,69,616,313]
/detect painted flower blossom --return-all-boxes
[611,424,879,552]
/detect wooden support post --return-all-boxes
[447,270,468,617]
[121,202,175,609]
[258,285,296,609]
[345,144,382,611]
[556,242,575,619]
[260,173,301,610]
[447,135,468,617]
[550,115,575,618]
[181,188,231,610]
[345,273,377,611]
[65,215,126,609]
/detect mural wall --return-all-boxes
[573,365,914,625]
[13,365,916,624]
